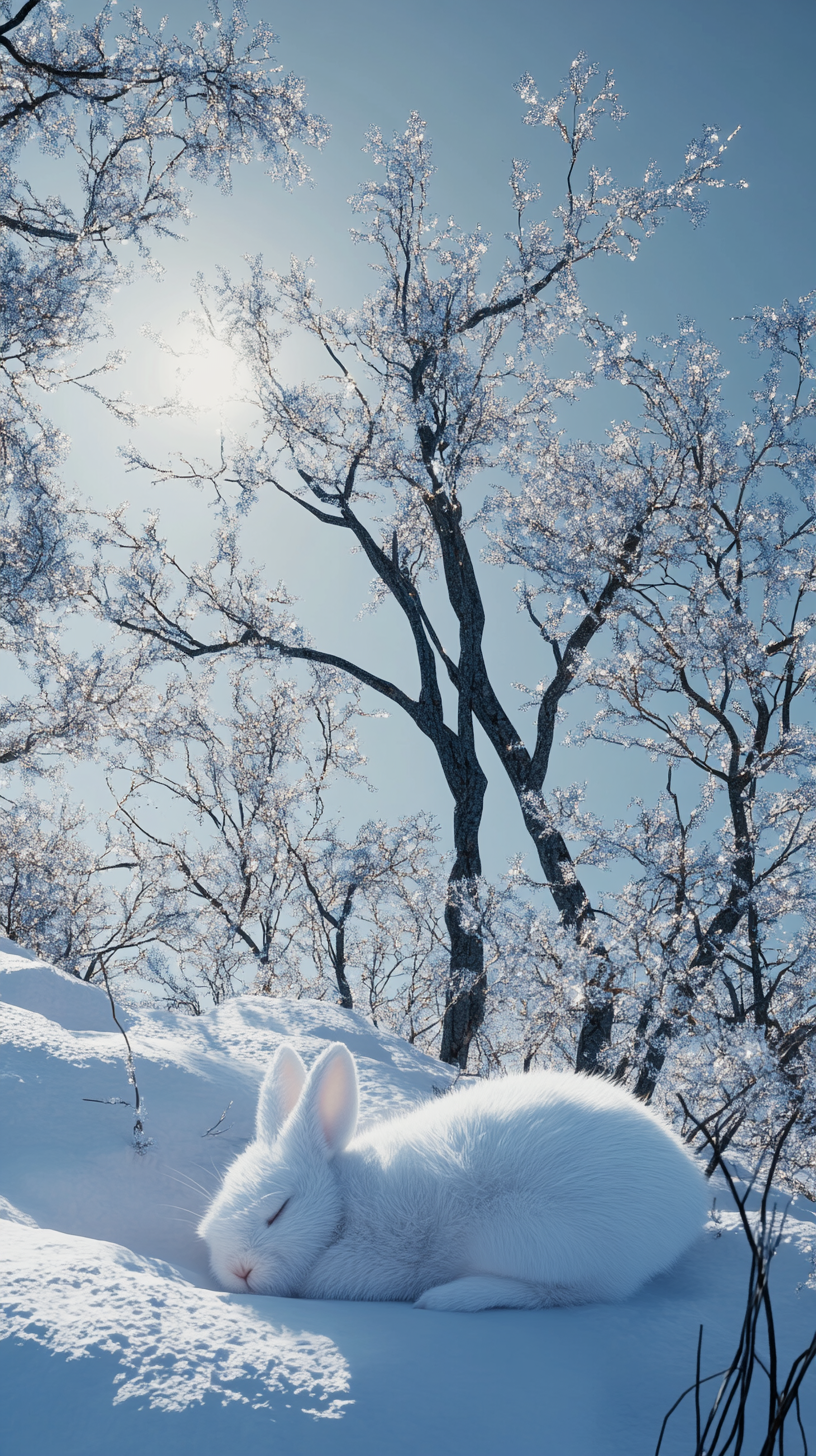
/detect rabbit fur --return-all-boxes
[198,1041,707,1311]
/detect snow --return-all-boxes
[1,944,815,1455]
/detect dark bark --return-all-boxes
[633,1015,673,1100]
[576,999,615,1076]
[421,482,641,1070]
[439,937,486,1067]
[330,923,353,1010]
[438,759,487,1068]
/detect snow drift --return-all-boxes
[1,942,815,1456]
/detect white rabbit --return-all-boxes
[198,1041,707,1311]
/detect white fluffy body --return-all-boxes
[198,1042,707,1311]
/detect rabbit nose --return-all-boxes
[233,1264,253,1283]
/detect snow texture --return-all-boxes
[1,942,815,1455]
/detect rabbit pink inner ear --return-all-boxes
[256,1044,307,1141]
[310,1043,359,1157]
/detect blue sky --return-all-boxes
[201,0,815,331]
[53,0,816,883]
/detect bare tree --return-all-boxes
[97,60,740,1066]
[107,659,449,1030]
[0,788,194,979]
[0,0,326,774]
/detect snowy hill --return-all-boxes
[2,943,815,1455]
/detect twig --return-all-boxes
[656,1106,816,1455]
[202,1101,234,1137]
[655,1358,731,1454]
[96,955,151,1154]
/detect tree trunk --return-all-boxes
[439,875,486,1068]
[439,762,487,1069]
[576,997,615,1075]
[633,1015,673,1100]
[518,794,612,1073]
[331,924,354,1010]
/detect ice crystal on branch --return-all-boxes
[0,0,326,772]
[98,71,746,1073]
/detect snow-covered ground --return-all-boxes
[2,942,815,1456]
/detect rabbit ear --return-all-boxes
[298,1042,359,1158]
[256,1044,307,1141]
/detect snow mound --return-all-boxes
[2,947,815,1456]
[0,949,455,1275]
[1,1223,352,1415]
[0,940,123,1033]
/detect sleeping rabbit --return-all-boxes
[198,1041,707,1311]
